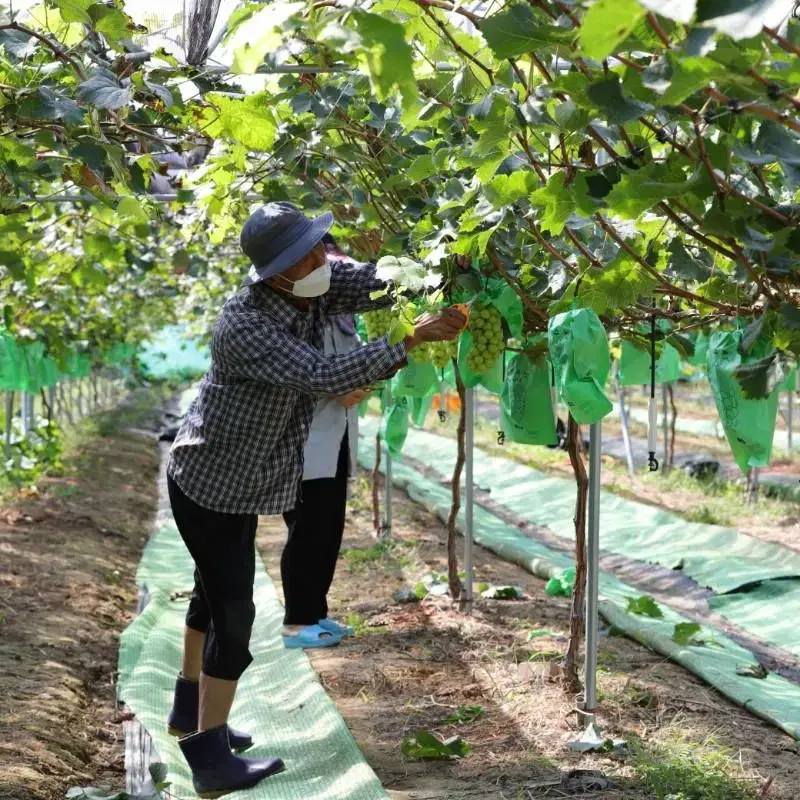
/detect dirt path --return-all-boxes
[0,394,162,800]
[257,476,800,800]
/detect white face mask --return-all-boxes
[277,262,331,298]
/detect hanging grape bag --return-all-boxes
[411,394,434,427]
[618,339,651,386]
[391,357,438,398]
[656,342,682,384]
[690,331,709,367]
[500,353,557,445]
[707,328,779,474]
[0,332,23,391]
[548,308,613,424]
[21,341,45,394]
[381,396,410,457]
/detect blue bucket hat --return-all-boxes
[240,202,334,285]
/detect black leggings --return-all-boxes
[281,434,349,625]
[167,475,258,681]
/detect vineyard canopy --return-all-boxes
[0,0,797,395]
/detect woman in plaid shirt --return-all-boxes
[165,202,464,797]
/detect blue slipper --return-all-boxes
[282,624,342,649]
[318,618,355,637]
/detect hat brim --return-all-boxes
[244,212,334,286]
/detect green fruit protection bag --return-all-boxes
[457,331,504,394]
[391,357,438,398]
[411,394,434,427]
[548,308,613,424]
[707,329,779,474]
[500,353,557,445]
[619,323,682,387]
[382,396,410,457]
[618,339,651,386]
[781,366,797,392]
[0,332,23,391]
[21,341,46,393]
[656,342,682,384]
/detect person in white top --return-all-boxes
[280,235,369,648]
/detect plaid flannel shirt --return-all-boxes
[167,259,405,515]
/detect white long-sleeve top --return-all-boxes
[302,316,360,481]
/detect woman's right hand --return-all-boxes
[405,307,466,351]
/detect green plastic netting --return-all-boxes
[138,325,210,379]
[361,419,800,595]
[118,517,389,800]
[357,426,800,740]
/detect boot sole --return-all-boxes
[196,762,286,799]
[167,726,253,753]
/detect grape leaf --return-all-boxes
[230,2,304,74]
[117,196,148,223]
[0,250,25,280]
[483,170,538,208]
[740,316,767,356]
[53,0,93,24]
[672,622,703,645]
[353,12,417,111]
[77,69,133,111]
[407,154,436,183]
[529,172,572,235]
[479,5,574,59]
[401,730,469,760]
[586,78,653,124]
[642,57,673,94]
[579,249,658,314]
[201,94,276,151]
[667,333,696,360]
[626,595,664,618]
[579,0,646,61]
[734,352,786,399]
[666,239,711,281]
[639,0,696,23]
[18,87,84,124]
[90,5,131,47]
[661,55,723,105]
[606,163,695,218]
[553,99,589,132]
[779,302,800,331]
[695,0,789,40]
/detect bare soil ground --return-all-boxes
[257,477,800,800]
[0,396,161,800]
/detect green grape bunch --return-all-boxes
[466,304,504,373]
[362,309,393,341]
[427,339,458,369]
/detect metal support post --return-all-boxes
[616,382,635,478]
[4,393,13,459]
[662,382,669,471]
[77,378,84,418]
[788,371,795,452]
[48,386,55,423]
[584,421,602,727]
[463,386,475,614]
[383,388,393,539]
[20,392,29,437]
[569,421,604,752]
